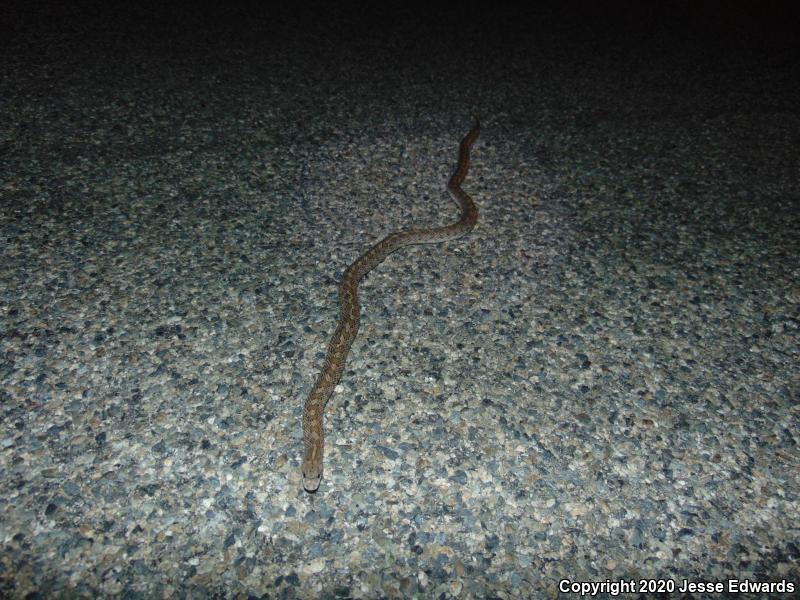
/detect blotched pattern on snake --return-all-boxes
[301,121,480,492]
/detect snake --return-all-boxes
[301,120,480,492]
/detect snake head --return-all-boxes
[302,467,322,493]
[302,447,323,493]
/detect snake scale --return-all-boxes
[301,120,480,492]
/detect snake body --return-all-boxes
[301,121,480,492]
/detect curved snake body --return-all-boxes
[302,121,480,492]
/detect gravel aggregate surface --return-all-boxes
[1,2,798,598]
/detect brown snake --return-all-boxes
[301,121,480,492]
